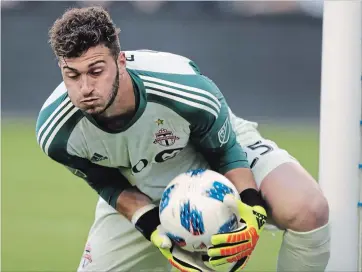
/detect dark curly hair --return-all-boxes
[49,6,121,59]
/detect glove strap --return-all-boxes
[239,188,267,209]
[132,204,160,241]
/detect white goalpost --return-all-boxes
[319,0,361,271]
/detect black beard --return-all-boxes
[90,69,119,117]
[91,69,136,131]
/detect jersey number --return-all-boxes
[126,55,135,61]
[126,50,160,62]
[245,141,273,169]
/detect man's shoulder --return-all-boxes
[36,82,84,157]
[138,71,223,126]
[126,50,224,122]
[125,49,201,75]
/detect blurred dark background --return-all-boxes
[1,0,323,123]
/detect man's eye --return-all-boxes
[90,70,102,76]
[68,74,79,79]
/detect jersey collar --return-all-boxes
[83,68,147,134]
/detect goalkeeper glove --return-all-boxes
[205,189,268,271]
[132,204,205,272]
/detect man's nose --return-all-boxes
[79,75,93,96]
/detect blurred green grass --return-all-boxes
[2,119,319,271]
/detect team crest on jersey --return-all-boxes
[81,243,92,268]
[153,128,179,146]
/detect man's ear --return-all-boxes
[117,51,127,67]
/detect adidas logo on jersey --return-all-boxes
[90,153,108,162]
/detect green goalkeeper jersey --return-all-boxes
[36,50,249,207]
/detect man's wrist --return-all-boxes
[132,204,160,241]
[239,188,267,209]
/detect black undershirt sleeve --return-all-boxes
[49,149,132,209]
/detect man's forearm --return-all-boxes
[224,167,258,193]
[225,167,267,209]
[116,187,161,241]
[116,187,153,221]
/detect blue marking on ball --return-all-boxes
[166,232,186,247]
[186,168,207,177]
[180,200,205,235]
[160,184,176,214]
[218,214,238,234]
[206,181,235,202]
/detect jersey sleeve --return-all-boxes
[188,76,249,174]
[35,94,132,209]
[50,149,132,209]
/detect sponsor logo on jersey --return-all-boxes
[218,117,231,146]
[153,128,179,146]
[90,153,108,162]
[154,148,183,162]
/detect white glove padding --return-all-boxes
[171,247,213,272]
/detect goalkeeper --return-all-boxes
[37,6,330,272]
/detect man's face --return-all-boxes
[60,45,121,116]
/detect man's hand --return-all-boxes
[151,226,207,272]
[133,204,204,272]
[205,191,267,271]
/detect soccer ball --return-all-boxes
[159,168,240,253]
